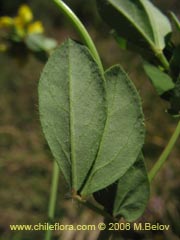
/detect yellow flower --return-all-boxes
[27,21,44,34]
[18,4,33,24]
[0,16,13,28]
[0,5,44,42]
[13,16,25,37]
[14,16,24,28]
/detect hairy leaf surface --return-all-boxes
[94,153,150,221]
[39,39,106,192]
[81,66,145,195]
[113,153,150,221]
[39,40,145,196]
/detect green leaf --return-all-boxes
[112,153,149,221]
[25,34,57,52]
[143,63,175,95]
[96,0,172,53]
[39,40,145,196]
[170,12,180,31]
[81,66,145,195]
[39,39,106,192]
[94,153,150,222]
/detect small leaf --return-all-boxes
[112,153,150,221]
[25,34,57,52]
[39,39,106,192]
[170,12,180,31]
[96,0,172,53]
[81,65,145,195]
[94,153,150,222]
[143,63,175,95]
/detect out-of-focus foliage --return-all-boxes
[0,5,44,49]
[0,4,57,62]
[96,0,180,116]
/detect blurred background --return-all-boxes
[0,0,179,239]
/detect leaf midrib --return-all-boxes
[68,41,76,190]
[140,0,161,50]
[109,0,156,51]
[92,118,140,173]
[80,76,117,194]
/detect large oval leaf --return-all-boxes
[96,0,172,53]
[39,41,145,196]
[39,39,106,192]
[94,153,150,222]
[81,66,145,195]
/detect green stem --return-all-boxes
[169,12,180,31]
[45,161,60,240]
[155,51,170,71]
[74,195,117,223]
[149,120,180,182]
[53,0,104,73]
